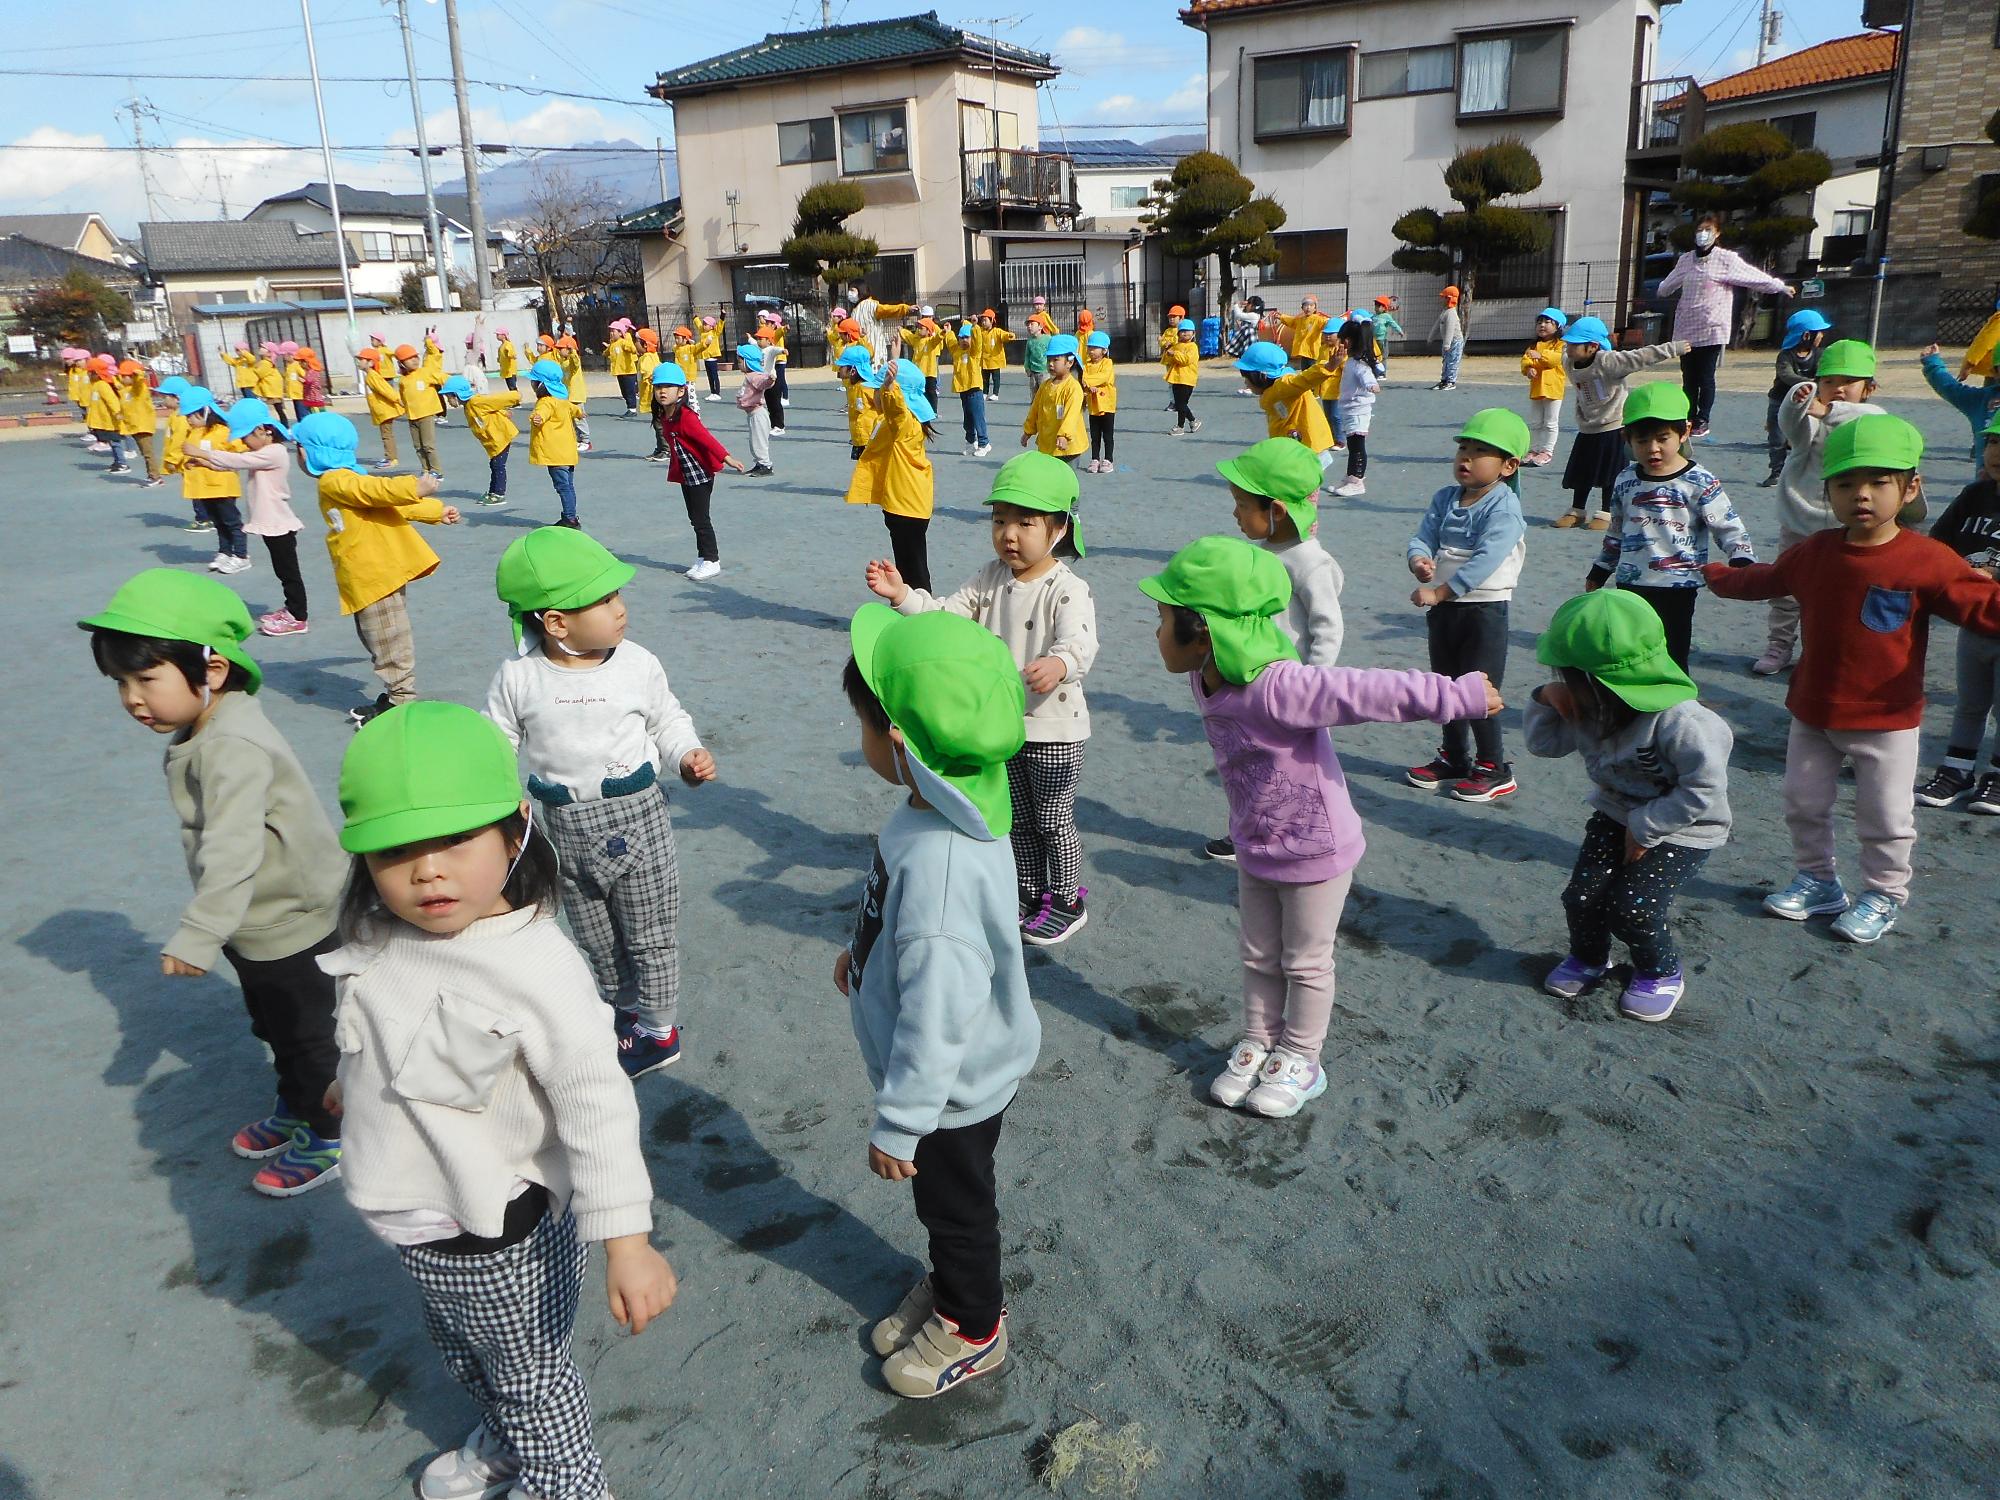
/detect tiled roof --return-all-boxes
[650,11,1055,99]
[610,198,683,237]
[1700,33,1896,104]
[253,183,478,230]
[1179,0,1319,25]
[0,213,104,254]
[138,220,347,275]
[0,233,140,288]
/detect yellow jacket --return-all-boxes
[1967,310,2000,377]
[1162,341,1200,386]
[163,411,189,474]
[84,377,123,431]
[1158,329,1180,359]
[316,469,445,615]
[770,328,789,365]
[1313,343,1347,400]
[905,329,945,378]
[66,365,90,405]
[222,349,258,390]
[844,378,879,446]
[673,343,700,382]
[284,360,305,401]
[529,395,580,466]
[464,390,523,457]
[826,319,848,361]
[605,335,638,376]
[1258,363,1336,451]
[845,380,932,519]
[118,375,157,436]
[497,338,519,379]
[696,322,723,361]
[1023,373,1087,456]
[557,350,587,401]
[1279,311,1328,361]
[421,338,445,383]
[362,364,404,425]
[637,350,660,383]
[951,339,982,395]
[399,368,443,422]
[1082,354,1118,415]
[977,326,1015,371]
[252,357,282,400]
[180,422,244,500]
[1522,338,1567,400]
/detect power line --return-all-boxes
[0,140,672,154]
[0,67,656,108]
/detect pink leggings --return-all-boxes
[1236,868,1354,1060]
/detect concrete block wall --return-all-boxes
[1882,0,2000,285]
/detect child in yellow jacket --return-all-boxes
[636,328,661,386]
[496,327,520,390]
[904,313,946,409]
[394,343,444,478]
[116,360,163,486]
[84,355,128,472]
[64,349,91,418]
[1521,306,1568,466]
[605,321,640,414]
[525,357,583,527]
[178,388,249,567]
[252,344,283,403]
[222,343,259,394]
[672,328,702,411]
[1162,319,1201,435]
[281,342,305,423]
[840,348,935,589]
[355,348,403,467]
[1081,331,1118,473]
[951,321,990,455]
[1235,340,1339,482]
[1022,334,1087,462]
[555,336,591,447]
[1159,304,1186,360]
[696,314,724,397]
[292,410,460,725]
[443,374,521,509]
[976,310,1015,401]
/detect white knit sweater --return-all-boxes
[323,906,655,1242]
[896,559,1097,742]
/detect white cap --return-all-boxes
[920,305,934,317]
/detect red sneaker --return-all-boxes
[1448,762,1518,803]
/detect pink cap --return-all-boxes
[495,327,510,339]
[278,340,298,356]
[234,342,250,352]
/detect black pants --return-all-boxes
[1345,431,1368,479]
[774,363,789,402]
[617,373,639,411]
[1426,600,1508,769]
[1622,584,1697,672]
[223,931,341,1138]
[263,530,309,619]
[1680,344,1722,427]
[911,1108,1006,1338]
[1089,412,1115,463]
[765,385,785,432]
[923,376,938,410]
[1563,812,1710,978]
[704,358,722,397]
[504,375,518,392]
[883,513,930,594]
[983,368,1000,397]
[1169,383,1193,428]
[681,480,717,561]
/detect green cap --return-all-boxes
[77,567,263,694]
[338,701,523,853]
[1815,339,1876,379]
[1621,382,1691,426]
[1137,536,1300,686]
[1823,411,1923,478]
[985,451,1085,557]
[1535,590,1697,713]
[849,605,1026,840]
[494,526,637,645]
[1216,436,1322,541]
[1454,407,1532,460]
[1983,410,2000,438]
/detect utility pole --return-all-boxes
[656,137,670,203]
[212,162,231,218]
[390,0,456,312]
[299,0,359,357]
[442,0,492,307]
[124,91,158,222]
[820,0,831,25]
[1755,0,1782,66]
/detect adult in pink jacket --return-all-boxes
[1658,212,1794,437]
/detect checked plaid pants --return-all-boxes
[545,784,681,1032]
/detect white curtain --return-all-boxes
[1460,39,1511,114]
[1302,56,1346,128]
[1407,45,1453,93]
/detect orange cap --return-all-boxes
[920,317,937,333]
[1168,304,1186,320]
[673,326,693,339]
[538,334,556,349]
[980,308,996,319]
[118,359,146,376]
[838,318,862,338]
[393,343,418,360]
[556,335,578,350]
[1441,286,1460,304]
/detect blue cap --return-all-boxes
[155,375,191,399]
[1235,340,1288,378]
[293,410,365,476]
[650,362,687,386]
[440,374,476,401]
[527,358,568,399]
[893,358,935,422]
[1086,331,1110,350]
[1561,315,1612,349]
[224,397,291,443]
[1177,319,1195,332]
[1537,306,1568,328]
[1781,309,1832,350]
[1045,333,1080,358]
[959,323,976,339]
[836,345,876,376]
[178,385,220,420]
[735,343,762,364]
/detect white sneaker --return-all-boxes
[962,444,975,457]
[686,558,721,581]
[1243,1048,1327,1118]
[207,554,228,572]
[226,555,253,574]
[1331,477,1366,498]
[973,443,992,457]
[420,1420,518,1499]
[1210,1039,1271,1109]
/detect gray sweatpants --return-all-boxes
[1784,721,1920,904]
[744,402,771,468]
[546,783,681,1031]
[1765,525,1813,656]
[1947,628,2000,763]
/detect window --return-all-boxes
[1830,209,1871,238]
[839,106,909,174]
[394,234,425,261]
[1359,44,1455,100]
[1268,229,1347,283]
[351,231,393,261]
[1457,26,1568,119]
[778,117,835,165]
[1109,186,1150,210]
[1766,112,1816,148]
[1254,48,1351,138]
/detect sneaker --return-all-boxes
[554,516,582,530]
[973,443,992,457]
[1022,888,1087,947]
[1551,510,1584,530]
[1449,762,1517,803]
[1585,514,1610,531]
[686,559,722,581]
[1543,956,1608,999]
[1830,890,1900,944]
[1405,755,1465,790]
[1329,477,1365,498]
[1201,835,1237,863]
[419,1420,519,1500]
[578,442,593,453]
[617,1018,682,1079]
[1438,380,1458,391]
[108,464,133,474]
[1019,893,1046,930]
[1915,764,1975,807]
[251,1127,341,1197]
[1969,771,2000,815]
[1689,421,1711,439]
[1749,645,1793,676]
[1243,1048,1327,1118]
[422,470,443,482]
[1169,425,1185,437]
[257,610,309,637]
[646,453,670,464]
[1758,469,1781,487]
[870,1276,937,1357]
[1187,419,1202,433]
[223,555,252,574]
[348,693,392,729]
[748,463,774,476]
[1762,872,1848,921]
[141,476,166,488]
[207,554,229,572]
[1209,1038,1271,1108]
[781,398,791,407]
[182,517,212,531]
[1619,969,1685,1022]
[477,493,508,507]
[770,428,786,437]
[370,457,398,470]
[961,444,975,458]
[231,1110,306,1160]
[881,1311,1007,1399]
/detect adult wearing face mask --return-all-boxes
[1657,213,1794,438]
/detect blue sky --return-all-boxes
[0,0,1860,231]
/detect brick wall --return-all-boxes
[1882,0,2000,287]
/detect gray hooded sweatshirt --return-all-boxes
[1523,693,1734,850]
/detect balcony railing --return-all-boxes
[1631,76,1703,157]
[963,148,1078,215]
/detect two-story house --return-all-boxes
[247,183,507,307]
[646,12,1084,356]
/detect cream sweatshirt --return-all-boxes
[486,642,702,800]
[896,559,1097,742]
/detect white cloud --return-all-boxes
[390,100,626,153]
[1073,75,1208,127]
[1057,25,1123,52]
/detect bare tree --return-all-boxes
[510,163,630,330]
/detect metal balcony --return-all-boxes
[963,148,1079,215]
[1631,76,1703,161]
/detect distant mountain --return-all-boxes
[438,140,677,222]
[1144,133,1205,155]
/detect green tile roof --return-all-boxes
[611,198,683,237]
[649,11,1056,99]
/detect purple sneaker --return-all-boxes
[1619,969,1684,1023]
[1543,955,1607,999]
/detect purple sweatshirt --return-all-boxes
[1191,660,1491,885]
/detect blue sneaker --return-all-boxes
[1543,955,1608,999]
[1619,969,1685,1022]
[1830,891,1900,944]
[1762,872,1848,921]
[617,1018,681,1079]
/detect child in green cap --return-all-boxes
[1142,537,1502,1117]
[866,451,1097,943]
[1583,381,1754,671]
[1707,413,2000,943]
[1526,589,1736,1021]
[80,568,348,1196]
[1916,411,2000,812]
[834,607,1040,1399]
[325,701,676,1499]
[1406,409,1530,802]
[488,526,717,1078]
